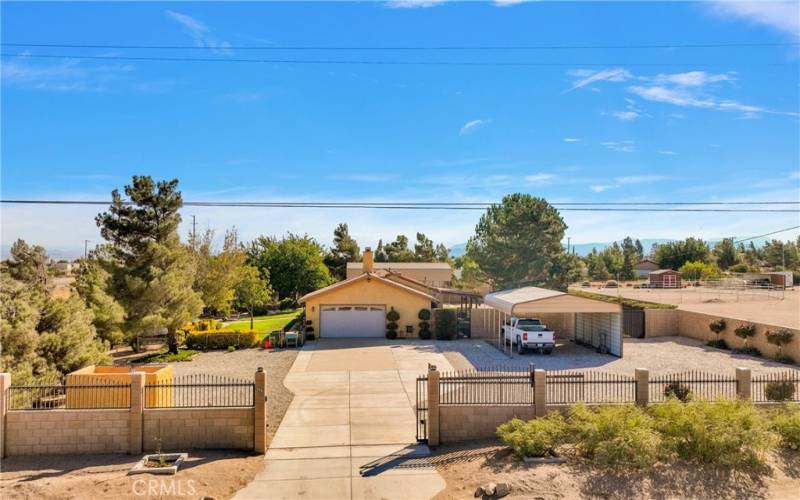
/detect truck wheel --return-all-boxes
[544,348,553,355]
[516,337,526,354]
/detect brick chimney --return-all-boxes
[362,247,374,274]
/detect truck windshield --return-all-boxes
[516,319,544,331]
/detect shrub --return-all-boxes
[386,308,399,339]
[227,345,236,352]
[764,380,796,402]
[418,309,432,339]
[386,329,398,340]
[497,414,567,459]
[567,404,661,468]
[663,382,693,402]
[706,339,729,350]
[771,407,800,450]
[649,399,774,467]
[185,331,257,350]
[734,323,757,348]
[733,346,761,357]
[434,309,457,340]
[708,318,726,336]
[386,308,400,322]
[729,263,750,273]
[417,308,431,321]
[766,328,795,359]
[278,297,296,310]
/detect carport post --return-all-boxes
[735,368,751,400]
[427,364,440,446]
[634,368,649,407]
[533,369,547,417]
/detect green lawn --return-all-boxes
[220,309,303,337]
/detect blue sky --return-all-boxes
[2,1,799,257]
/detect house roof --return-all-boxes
[484,286,621,315]
[635,259,659,267]
[346,262,451,270]
[650,269,680,275]
[298,272,436,304]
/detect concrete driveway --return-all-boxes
[235,339,454,500]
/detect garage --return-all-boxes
[483,287,624,357]
[320,305,385,338]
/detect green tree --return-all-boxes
[601,243,625,278]
[635,239,644,260]
[374,239,388,262]
[435,243,450,263]
[190,228,248,316]
[466,194,568,289]
[0,275,50,384]
[713,238,740,270]
[384,235,416,262]
[96,176,203,353]
[762,239,799,271]
[6,239,50,290]
[73,254,125,347]
[413,232,436,262]
[585,249,610,280]
[235,266,274,330]
[678,261,721,281]
[324,223,361,280]
[36,295,110,374]
[248,233,333,301]
[654,238,710,270]
[453,255,485,290]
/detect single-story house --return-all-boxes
[634,259,660,278]
[300,249,438,338]
[649,269,681,288]
[346,261,452,287]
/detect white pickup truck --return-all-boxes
[502,317,555,355]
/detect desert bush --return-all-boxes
[649,399,774,467]
[497,414,567,459]
[764,380,796,402]
[434,309,457,340]
[567,404,661,468]
[663,382,693,402]
[185,331,257,350]
[771,407,800,450]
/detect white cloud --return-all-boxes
[611,110,640,121]
[652,71,734,87]
[615,175,670,184]
[385,0,447,8]
[601,141,636,153]
[789,171,800,180]
[524,173,555,184]
[563,137,581,143]
[165,10,231,53]
[564,68,632,93]
[459,119,491,135]
[658,150,678,156]
[708,1,800,39]
[590,185,617,193]
[494,0,529,6]
[1,56,136,92]
[627,85,716,108]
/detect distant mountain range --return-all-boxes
[449,237,775,258]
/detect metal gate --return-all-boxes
[416,376,427,443]
[623,307,645,338]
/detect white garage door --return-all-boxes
[320,306,385,338]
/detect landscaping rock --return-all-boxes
[474,486,485,497]
[495,482,511,498]
[483,482,497,497]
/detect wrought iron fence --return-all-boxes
[144,374,255,408]
[7,382,131,410]
[439,367,535,406]
[649,371,737,403]
[546,370,635,405]
[752,371,800,403]
[416,375,427,443]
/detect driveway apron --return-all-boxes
[234,339,454,500]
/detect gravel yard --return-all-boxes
[439,337,799,375]
[171,347,298,443]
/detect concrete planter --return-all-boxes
[129,453,188,475]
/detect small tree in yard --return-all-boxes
[386,308,400,339]
[235,266,273,330]
[734,323,757,350]
[707,319,727,349]
[418,309,432,340]
[434,309,457,340]
[766,329,795,362]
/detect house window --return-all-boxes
[406,325,414,334]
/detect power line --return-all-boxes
[2,199,799,213]
[4,42,798,51]
[3,53,792,68]
[734,225,800,243]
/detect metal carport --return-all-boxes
[483,286,624,357]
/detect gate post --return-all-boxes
[534,369,547,417]
[736,367,751,400]
[254,367,268,454]
[129,372,145,455]
[635,368,649,407]
[427,364,440,446]
[0,373,10,458]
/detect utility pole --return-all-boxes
[84,239,89,259]
[191,215,197,242]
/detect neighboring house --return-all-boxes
[300,249,437,338]
[634,259,660,278]
[51,260,74,275]
[649,269,682,288]
[345,261,452,287]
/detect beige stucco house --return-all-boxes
[345,261,452,287]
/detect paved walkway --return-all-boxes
[235,339,454,500]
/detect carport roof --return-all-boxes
[484,286,621,315]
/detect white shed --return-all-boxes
[483,287,624,357]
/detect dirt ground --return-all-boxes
[0,451,263,500]
[431,440,800,500]
[589,287,800,329]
